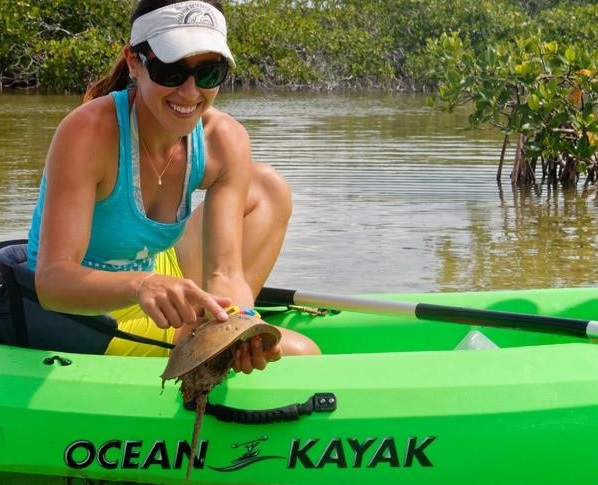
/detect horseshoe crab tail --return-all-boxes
[187,394,208,481]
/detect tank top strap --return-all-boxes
[110,89,134,204]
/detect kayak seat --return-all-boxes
[0,240,114,354]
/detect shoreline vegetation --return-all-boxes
[1,0,595,93]
[2,0,598,188]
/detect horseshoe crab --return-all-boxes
[161,308,281,480]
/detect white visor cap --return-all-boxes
[130,1,235,67]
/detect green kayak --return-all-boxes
[1,279,598,484]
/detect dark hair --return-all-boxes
[132,0,223,21]
[83,0,224,102]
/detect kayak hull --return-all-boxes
[1,286,598,484]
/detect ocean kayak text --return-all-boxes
[64,435,437,472]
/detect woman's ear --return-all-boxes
[124,45,140,80]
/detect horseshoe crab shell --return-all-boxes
[161,313,281,380]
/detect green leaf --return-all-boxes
[446,69,461,85]
[528,94,541,111]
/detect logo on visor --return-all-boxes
[177,2,223,33]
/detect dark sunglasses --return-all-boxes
[137,53,229,89]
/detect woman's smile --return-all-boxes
[167,100,199,115]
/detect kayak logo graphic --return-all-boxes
[63,434,437,473]
[209,436,284,471]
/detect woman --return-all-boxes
[27,0,320,371]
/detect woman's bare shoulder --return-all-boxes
[47,94,120,183]
[200,107,252,187]
[57,95,118,140]
[202,107,248,140]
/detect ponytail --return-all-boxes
[83,43,150,102]
[83,49,131,103]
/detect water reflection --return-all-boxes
[0,93,79,240]
[436,186,598,291]
[1,90,597,294]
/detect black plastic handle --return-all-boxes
[185,392,337,424]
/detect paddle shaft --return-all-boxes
[256,287,598,339]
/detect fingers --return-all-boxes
[136,275,228,328]
[138,282,197,329]
[264,344,282,363]
[232,340,263,374]
[232,337,282,374]
[141,300,170,329]
[203,295,233,322]
[156,289,198,327]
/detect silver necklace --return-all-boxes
[140,136,182,186]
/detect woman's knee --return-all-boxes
[250,162,292,221]
[278,327,322,356]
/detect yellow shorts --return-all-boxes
[104,248,181,357]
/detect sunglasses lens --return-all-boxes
[195,62,229,89]
[141,55,229,89]
[149,62,186,87]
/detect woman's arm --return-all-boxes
[200,109,255,308]
[35,98,230,326]
[200,109,284,372]
[35,98,134,313]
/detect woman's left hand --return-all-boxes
[232,336,282,374]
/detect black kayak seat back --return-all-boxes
[0,240,115,354]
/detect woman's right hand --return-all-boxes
[134,273,231,329]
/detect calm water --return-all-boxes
[2,90,598,296]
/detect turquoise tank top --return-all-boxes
[27,89,205,272]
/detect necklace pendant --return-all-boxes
[139,134,182,188]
